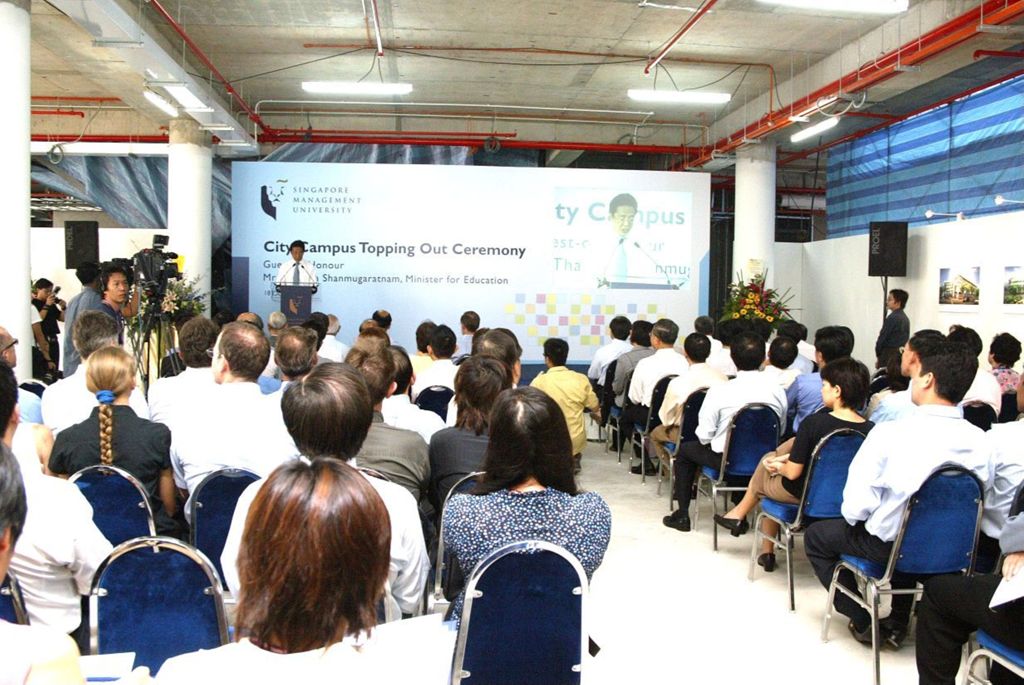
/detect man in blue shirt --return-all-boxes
[784,325,855,435]
[61,262,106,376]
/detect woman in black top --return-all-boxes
[713,357,874,571]
[48,346,179,536]
[30,278,64,382]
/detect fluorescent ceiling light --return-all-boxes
[790,117,839,143]
[758,0,907,13]
[164,85,208,111]
[199,123,235,131]
[301,81,413,96]
[627,89,731,105]
[143,90,178,117]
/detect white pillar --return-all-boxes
[733,142,776,285]
[0,0,32,381]
[168,119,213,312]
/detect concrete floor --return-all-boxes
[577,438,920,685]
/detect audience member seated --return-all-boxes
[804,338,990,648]
[41,311,149,435]
[949,325,1002,415]
[714,358,873,570]
[1,362,112,648]
[866,348,909,419]
[358,318,380,334]
[171,322,298,513]
[0,445,87,684]
[272,326,320,395]
[157,311,195,378]
[624,318,688,433]
[236,312,264,334]
[162,458,432,682]
[871,329,945,423]
[649,333,728,475]
[428,356,511,513]
[48,347,179,537]
[531,338,600,471]
[317,314,349,362]
[411,321,437,377]
[707,318,743,377]
[355,325,391,350]
[694,315,723,357]
[300,313,330,364]
[447,327,523,428]
[221,363,427,617]
[371,309,392,331]
[411,324,458,400]
[979,419,1024,562]
[0,326,43,424]
[777,320,815,376]
[915,508,1024,685]
[587,315,632,388]
[761,336,802,389]
[267,310,286,347]
[611,320,654,408]
[442,387,612,624]
[148,317,219,432]
[381,346,445,444]
[785,326,855,434]
[346,345,430,506]
[663,333,788,532]
[457,310,480,360]
[989,332,1021,395]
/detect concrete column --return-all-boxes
[733,142,776,285]
[168,118,213,312]
[0,0,32,380]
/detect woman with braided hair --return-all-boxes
[48,346,179,537]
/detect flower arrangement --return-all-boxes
[157,275,207,318]
[127,275,207,389]
[720,271,793,328]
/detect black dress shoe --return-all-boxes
[757,553,776,573]
[712,514,750,537]
[630,461,659,476]
[881,618,908,649]
[847,620,873,646]
[662,510,691,531]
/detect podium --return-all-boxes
[276,284,316,325]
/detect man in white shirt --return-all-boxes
[870,329,946,424]
[627,318,689,411]
[274,240,318,287]
[979,421,1024,557]
[270,326,319,398]
[588,315,632,388]
[220,363,428,616]
[706,318,741,377]
[411,324,458,401]
[760,336,802,390]
[663,332,788,531]
[41,311,149,435]
[949,325,1002,415]
[457,310,480,360]
[382,346,445,444]
[148,316,219,432]
[804,338,990,646]
[778,319,815,376]
[317,314,350,363]
[694,315,723,357]
[649,333,728,472]
[171,322,298,514]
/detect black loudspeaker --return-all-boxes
[868,221,908,277]
[64,221,99,270]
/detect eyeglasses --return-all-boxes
[611,212,637,223]
[205,348,215,359]
[0,339,17,354]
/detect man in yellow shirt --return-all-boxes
[531,338,601,471]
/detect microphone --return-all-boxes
[299,262,319,294]
[632,241,677,289]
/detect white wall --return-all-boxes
[795,210,1024,369]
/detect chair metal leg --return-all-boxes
[711,483,719,551]
[785,529,796,613]
[748,512,764,581]
[639,436,647,485]
[870,584,882,685]
[821,564,845,642]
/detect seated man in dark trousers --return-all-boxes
[915,510,1024,685]
[803,337,991,648]
[663,332,787,532]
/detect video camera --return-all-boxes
[107,234,181,302]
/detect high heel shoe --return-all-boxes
[757,553,777,573]
[712,514,749,537]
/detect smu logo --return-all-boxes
[260,180,287,220]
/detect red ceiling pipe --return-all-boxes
[32,96,123,103]
[31,135,169,143]
[778,187,826,195]
[145,0,271,133]
[32,110,85,118]
[974,50,1024,60]
[261,133,700,155]
[268,128,518,138]
[681,0,1024,170]
[645,0,721,75]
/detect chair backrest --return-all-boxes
[188,468,260,585]
[887,466,984,577]
[452,540,587,685]
[91,536,227,673]
[620,371,637,414]
[679,388,708,443]
[999,393,1019,424]
[0,572,28,625]
[962,402,997,431]
[70,465,156,545]
[435,472,484,601]
[796,429,866,523]
[598,359,618,427]
[643,375,678,433]
[416,386,455,421]
[720,403,781,478]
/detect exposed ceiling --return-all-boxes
[26,0,1024,182]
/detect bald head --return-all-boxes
[213,322,270,383]
[237,312,264,333]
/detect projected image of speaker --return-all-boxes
[868,221,907,277]
[65,221,100,270]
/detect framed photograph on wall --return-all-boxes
[938,267,981,308]
[1004,266,1024,311]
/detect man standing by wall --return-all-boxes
[875,289,910,364]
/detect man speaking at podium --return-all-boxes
[275,240,319,288]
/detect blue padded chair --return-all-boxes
[416,385,456,421]
[962,402,997,431]
[452,540,587,685]
[0,572,28,625]
[630,374,677,484]
[598,359,618,451]
[188,467,259,587]
[70,465,156,546]
[821,466,984,685]
[965,630,1024,683]
[657,387,708,504]
[749,429,865,611]
[613,371,638,464]
[91,536,228,674]
[428,471,484,615]
[695,403,781,551]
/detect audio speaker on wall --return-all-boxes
[64,221,99,270]
[867,221,908,277]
